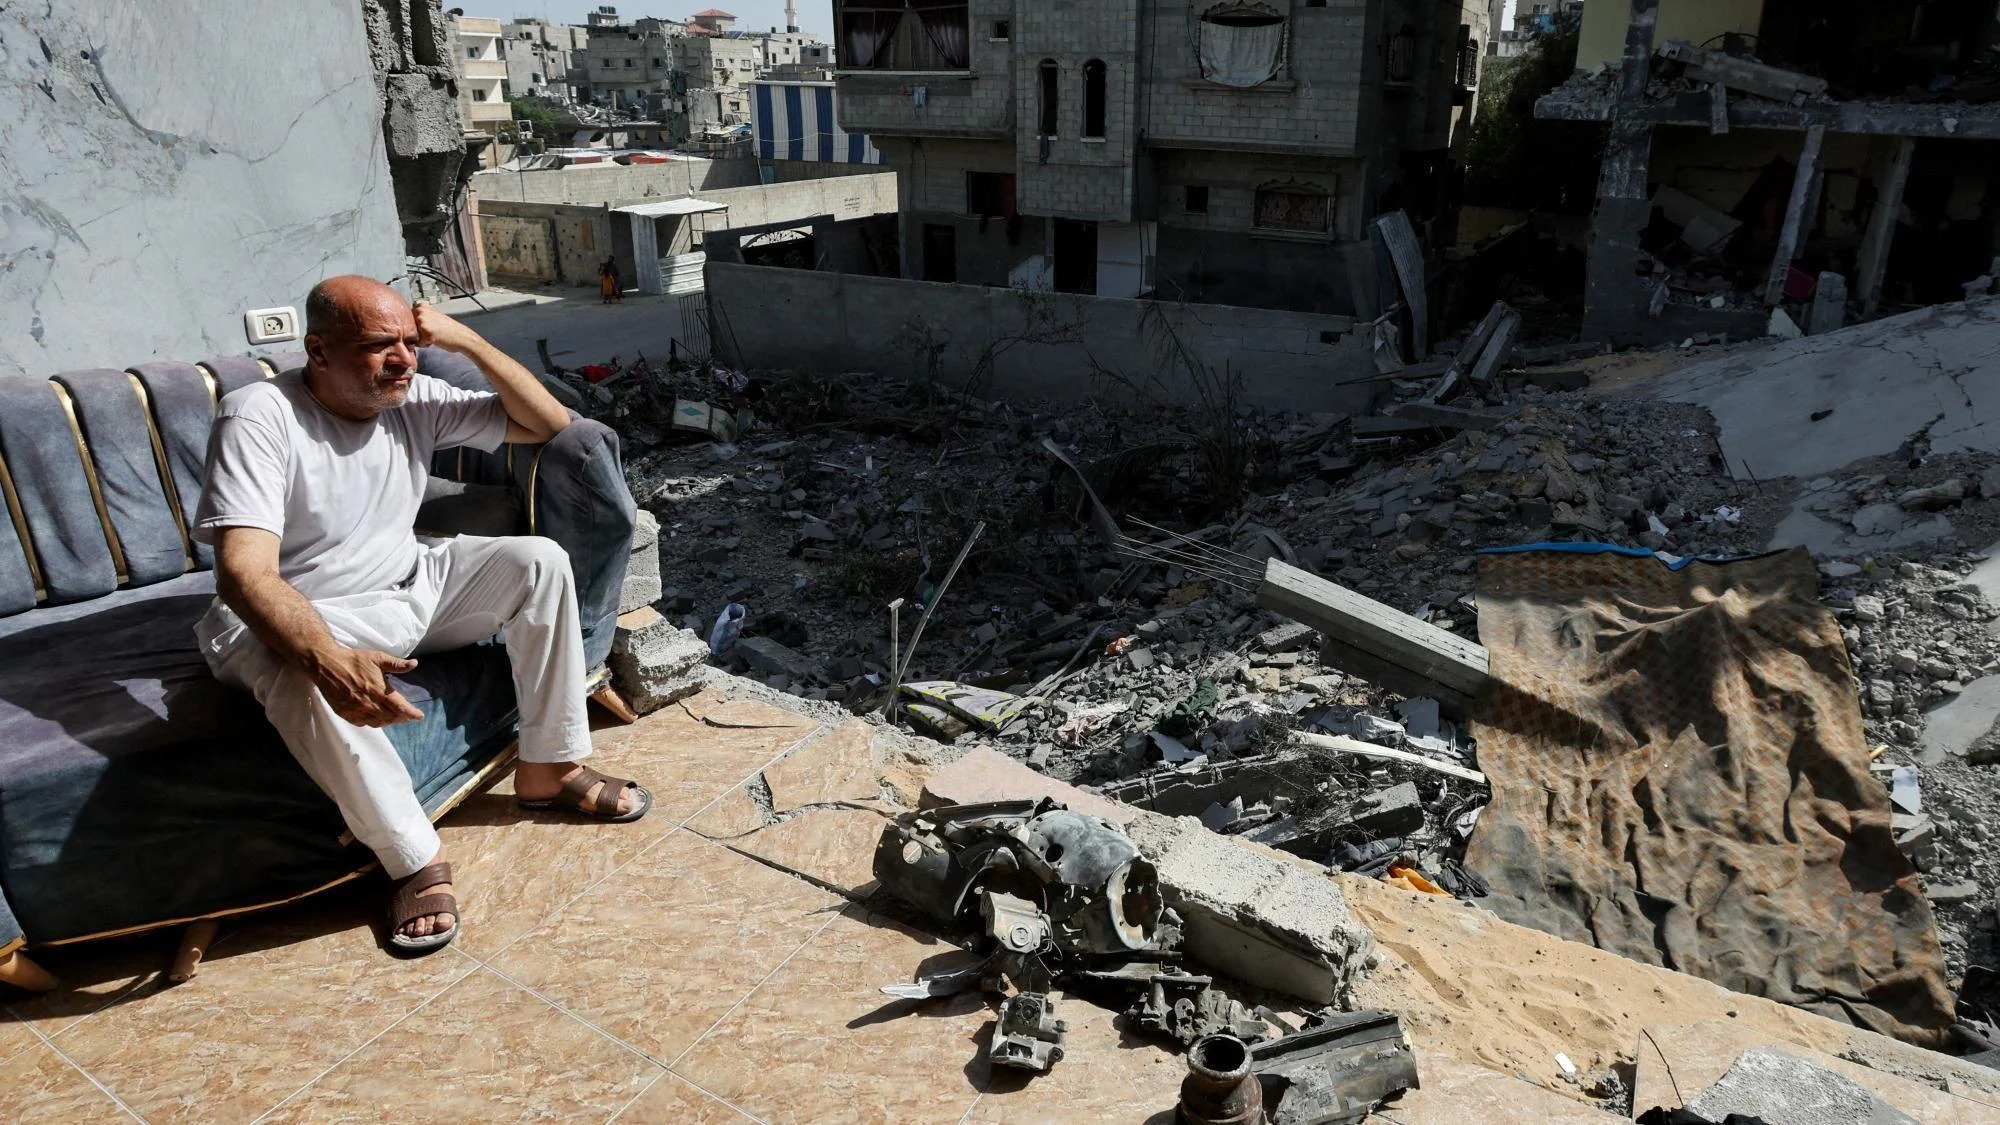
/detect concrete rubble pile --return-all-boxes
[587,326,2000,1101]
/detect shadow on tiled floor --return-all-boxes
[0,688,1189,1124]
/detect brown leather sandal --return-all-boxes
[515,765,653,823]
[387,862,458,953]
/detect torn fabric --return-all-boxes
[1466,547,1952,1042]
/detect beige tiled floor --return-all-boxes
[0,690,1186,1124]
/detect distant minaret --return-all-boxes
[785,0,798,33]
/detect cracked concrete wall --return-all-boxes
[364,0,469,255]
[0,1,404,376]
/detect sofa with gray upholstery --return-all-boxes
[0,347,635,959]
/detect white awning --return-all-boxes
[614,198,729,218]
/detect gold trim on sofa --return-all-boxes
[49,381,128,585]
[0,449,45,601]
[195,364,220,404]
[125,373,195,572]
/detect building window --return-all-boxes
[1386,24,1414,83]
[1037,59,1058,136]
[531,71,543,83]
[1196,4,1286,87]
[1185,185,1209,214]
[1082,59,1106,138]
[839,0,970,71]
[1253,181,1330,234]
[991,19,1009,40]
[624,57,635,67]
[966,171,1016,217]
[473,87,488,101]
[467,46,481,59]
[1455,24,1479,88]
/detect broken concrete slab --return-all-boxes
[1685,1045,1920,1125]
[732,635,819,683]
[920,747,1136,825]
[1656,40,1830,105]
[1920,675,2000,764]
[1768,498,1954,559]
[1125,811,1376,1005]
[1655,296,2000,481]
[607,606,708,714]
[1631,1021,2000,1124]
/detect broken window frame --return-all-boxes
[1252,180,1332,236]
[1194,2,1288,89]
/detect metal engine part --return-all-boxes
[872,799,1177,962]
[875,800,1182,1076]
[1250,1011,1418,1125]
[991,992,1068,1072]
[1129,971,1280,1047]
[1177,1034,1264,1125]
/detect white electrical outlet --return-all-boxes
[244,306,299,344]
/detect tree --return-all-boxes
[1463,20,1603,213]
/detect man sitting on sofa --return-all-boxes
[192,275,651,953]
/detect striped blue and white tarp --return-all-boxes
[751,81,886,164]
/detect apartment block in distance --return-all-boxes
[831,0,1489,313]
[451,14,511,166]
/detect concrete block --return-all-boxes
[621,510,663,613]
[919,747,1137,824]
[631,508,661,554]
[620,571,663,615]
[731,635,820,682]
[608,606,708,713]
[1125,811,1375,1004]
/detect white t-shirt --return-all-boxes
[193,370,509,600]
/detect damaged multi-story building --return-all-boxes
[1539,0,2000,344]
[829,0,1491,314]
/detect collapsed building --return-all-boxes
[1538,0,2000,344]
[832,0,1488,312]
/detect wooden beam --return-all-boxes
[1764,124,1826,305]
[1856,135,1917,318]
[1255,558,1490,709]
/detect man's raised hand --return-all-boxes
[411,302,484,355]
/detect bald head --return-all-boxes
[305,275,407,342]
[301,276,420,421]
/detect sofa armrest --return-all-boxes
[429,417,637,672]
[518,419,636,669]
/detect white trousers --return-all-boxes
[197,535,592,879]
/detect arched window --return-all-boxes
[1037,59,1059,137]
[1083,59,1106,138]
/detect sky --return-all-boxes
[475,0,835,39]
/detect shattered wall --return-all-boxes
[0,1,404,376]
[363,0,470,256]
[706,262,1377,412]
